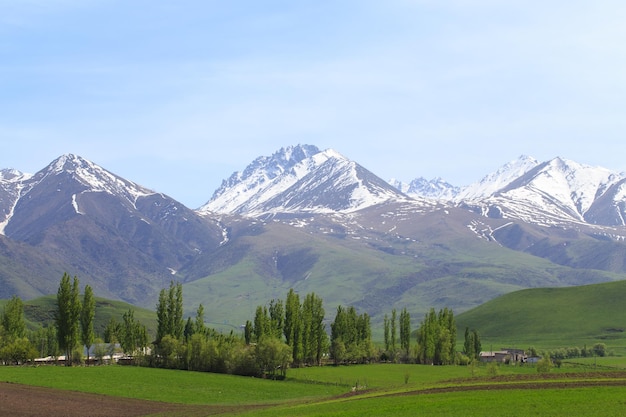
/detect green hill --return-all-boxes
[0,295,157,338]
[456,279,626,350]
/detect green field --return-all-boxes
[3,363,626,416]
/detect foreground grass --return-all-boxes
[0,365,345,405]
[238,386,626,417]
[3,364,626,416]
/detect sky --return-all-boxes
[2,1,626,208]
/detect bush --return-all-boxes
[537,356,552,373]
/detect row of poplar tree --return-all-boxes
[1,274,482,374]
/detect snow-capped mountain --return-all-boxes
[463,156,626,226]
[0,169,32,234]
[2,147,626,325]
[390,177,460,200]
[455,155,540,201]
[199,145,410,216]
[0,154,224,303]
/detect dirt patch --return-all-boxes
[0,382,265,417]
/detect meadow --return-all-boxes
[3,362,626,416]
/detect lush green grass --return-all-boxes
[0,365,345,405]
[456,279,626,350]
[3,363,626,416]
[564,356,626,369]
[237,386,626,417]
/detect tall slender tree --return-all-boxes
[56,273,81,366]
[80,285,95,364]
[1,295,25,339]
[156,281,184,344]
[302,293,326,365]
[390,309,397,352]
[399,307,411,353]
[383,314,390,352]
[284,289,303,364]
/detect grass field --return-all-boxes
[3,363,626,416]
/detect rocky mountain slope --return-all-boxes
[0,154,225,303]
[1,147,626,327]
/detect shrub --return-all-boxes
[537,356,552,373]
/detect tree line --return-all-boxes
[1,273,487,375]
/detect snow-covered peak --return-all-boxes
[198,145,407,216]
[0,168,31,182]
[199,145,339,214]
[398,177,460,200]
[501,156,623,217]
[456,155,539,201]
[35,154,155,204]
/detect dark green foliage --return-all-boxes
[416,307,456,365]
[383,314,390,352]
[2,295,25,339]
[80,285,95,363]
[0,337,37,365]
[390,309,397,352]
[463,327,481,360]
[56,273,81,366]
[330,305,372,364]
[284,289,303,364]
[255,337,292,379]
[244,320,253,345]
[399,308,410,353]
[120,309,148,356]
[269,299,284,339]
[156,281,184,344]
[253,305,270,342]
[301,292,327,366]
[104,317,120,343]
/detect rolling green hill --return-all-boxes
[456,279,626,350]
[0,295,157,338]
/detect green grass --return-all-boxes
[0,365,345,405]
[3,363,626,416]
[456,279,626,350]
[237,386,626,417]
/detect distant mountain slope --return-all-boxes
[389,177,459,200]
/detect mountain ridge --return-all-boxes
[2,146,626,327]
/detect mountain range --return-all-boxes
[2,145,626,327]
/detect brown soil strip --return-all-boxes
[0,382,266,417]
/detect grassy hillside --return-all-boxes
[0,295,157,338]
[456,279,626,350]
[181,213,626,333]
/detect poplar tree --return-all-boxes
[416,307,456,365]
[156,281,184,343]
[302,293,326,365]
[80,285,95,364]
[284,289,303,364]
[2,295,25,339]
[390,309,397,352]
[399,307,411,353]
[56,273,81,366]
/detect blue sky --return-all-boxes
[2,1,626,207]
